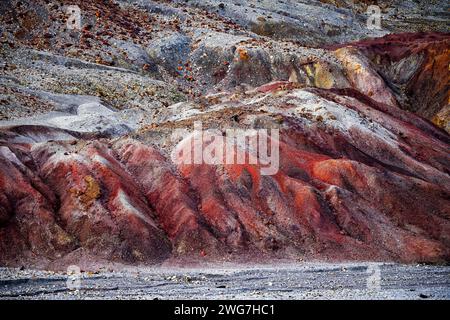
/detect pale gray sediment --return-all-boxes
[1,263,449,300]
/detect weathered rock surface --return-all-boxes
[1,82,449,267]
[0,0,449,268]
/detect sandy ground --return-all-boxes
[0,262,449,300]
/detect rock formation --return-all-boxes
[0,0,448,269]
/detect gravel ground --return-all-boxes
[0,263,449,300]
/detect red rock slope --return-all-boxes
[0,81,449,268]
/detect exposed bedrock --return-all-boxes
[0,83,449,267]
[0,0,449,268]
[1,1,448,129]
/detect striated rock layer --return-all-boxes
[0,0,449,269]
[0,80,449,268]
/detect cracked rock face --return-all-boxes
[0,0,449,269]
